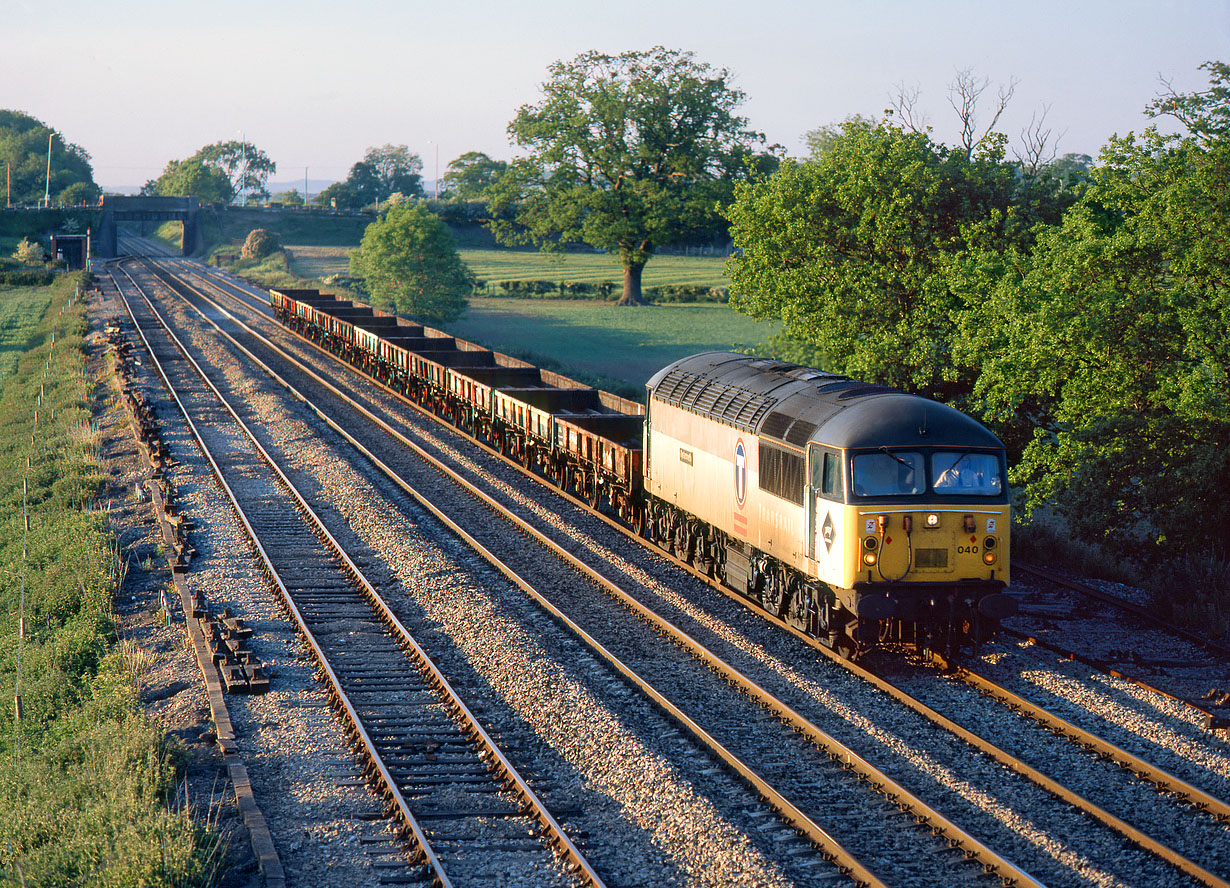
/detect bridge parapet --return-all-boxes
[98,196,201,256]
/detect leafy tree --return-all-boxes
[322,146,424,210]
[959,63,1230,559]
[0,110,98,205]
[440,151,507,200]
[349,203,474,321]
[314,179,359,209]
[725,118,1018,399]
[489,47,763,305]
[270,188,304,206]
[197,140,276,203]
[143,157,234,204]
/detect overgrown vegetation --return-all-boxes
[727,61,1230,583]
[0,274,223,885]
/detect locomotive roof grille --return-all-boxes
[653,368,777,433]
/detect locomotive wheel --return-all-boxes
[762,569,787,617]
[787,579,808,629]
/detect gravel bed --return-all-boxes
[1004,573,1230,722]
[103,268,404,888]
[151,260,1224,887]
[134,263,816,887]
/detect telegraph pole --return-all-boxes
[43,131,52,207]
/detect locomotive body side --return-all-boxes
[646,352,1015,654]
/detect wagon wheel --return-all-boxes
[586,474,603,510]
[520,444,535,470]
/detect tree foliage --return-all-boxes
[143,157,234,204]
[142,139,274,204]
[726,118,1023,399]
[0,110,99,206]
[318,145,423,210]
[349,203,474,322]
[728,62,1229,561]
[441,151,507,201]
[197,140,276,202]
[488,47,763,305]
[963,87,1230,558]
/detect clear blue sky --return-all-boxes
[6,0,1227,190]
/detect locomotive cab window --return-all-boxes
[809,447,844,502]
[931,451,1003,496]
[852,451,924,497]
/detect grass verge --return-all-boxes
[0,274,223,886]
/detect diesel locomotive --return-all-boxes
[270,288,1014,656]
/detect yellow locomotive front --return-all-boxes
[812,446,1014,652]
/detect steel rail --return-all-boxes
[160,254,1230,886]
[1013,562,1230,661]
[948,660,1230,825]
[1000,627,1228,731]
[137,256,1052,888]
[110,261,604,887]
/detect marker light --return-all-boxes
[983,536,997,550]
[983,551,997,565]
[925,513,940,527]
[863,537,878,550]
[863,552,878,566]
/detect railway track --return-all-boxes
[113,245,1230,886]
[108,259,600,888]
[1007,562,1230,730]
[117,256,1044,885]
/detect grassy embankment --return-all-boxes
[0,275,222,886]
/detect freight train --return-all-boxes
[271,288,1015,657]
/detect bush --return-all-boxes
[11,237,42,264]
[240,228,281,260]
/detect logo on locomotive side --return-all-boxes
[734,438,747,508]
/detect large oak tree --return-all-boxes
[489,47,762,305]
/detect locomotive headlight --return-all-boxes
[925,513,940,527]
[983,551,997,565]
[983,536,997,550]
[863,552,878,566]
[863,537,878,550]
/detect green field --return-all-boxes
[0,286,53,377]
[286,245,730,290]
[442,297,776,394]
[460,249,729,289]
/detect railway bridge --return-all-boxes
[96,196,201,257]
